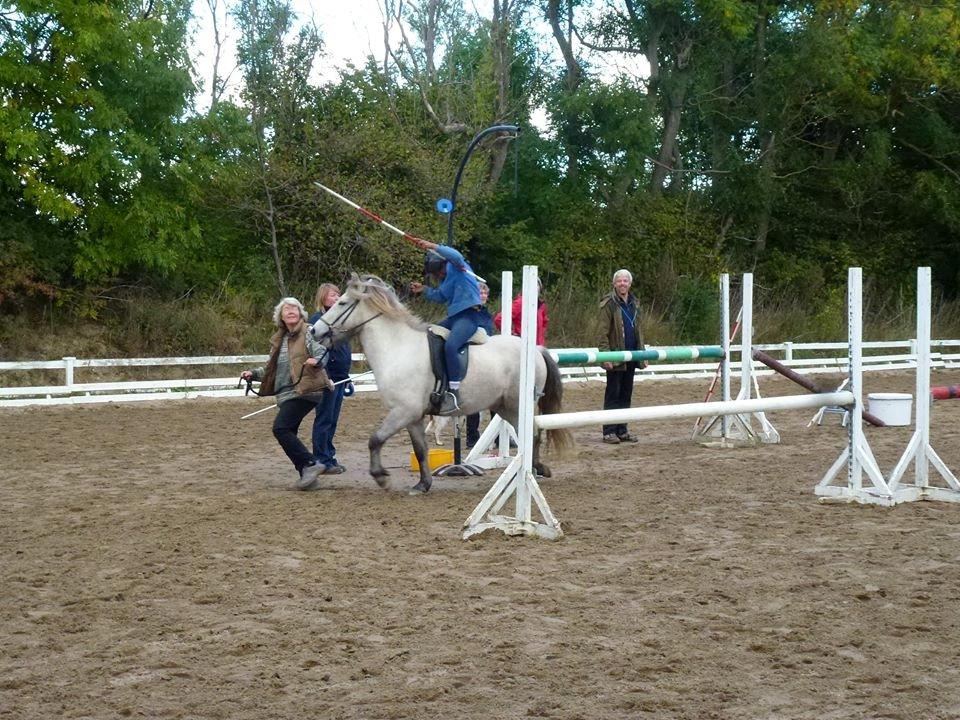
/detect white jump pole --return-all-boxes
[816,267,888,502]
[885,267,960,502]
[536,392,854,431]
[501,269,513,336]
[737,273,779,442]
[720,273,731,436]
[498,270,515,461]
[463,266,560,540]
[739,272,753,402]
[515,269,536,523]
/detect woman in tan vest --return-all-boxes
[241,297,333,490]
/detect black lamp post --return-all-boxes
[433,123,520,477]
[445,124,520,246]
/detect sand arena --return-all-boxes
[3,373,960,719]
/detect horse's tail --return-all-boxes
[538,349,575,455]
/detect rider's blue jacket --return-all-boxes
[422,244,481,316]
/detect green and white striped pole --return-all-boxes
[550,346,724,366]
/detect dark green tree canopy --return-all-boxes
[1,0,958,315]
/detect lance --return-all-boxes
[313,182,486,284]
[240,370,376,420]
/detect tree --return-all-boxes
[0,0,199,293]
[231,0,322,295]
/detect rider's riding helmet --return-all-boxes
[423,251,445,279]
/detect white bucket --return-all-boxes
[868,393,913,426]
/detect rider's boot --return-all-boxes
[437,387,461,416]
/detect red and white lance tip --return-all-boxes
[314,181,485,284]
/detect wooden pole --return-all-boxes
[752,349,886,427]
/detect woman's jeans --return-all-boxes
[312,384,346,467]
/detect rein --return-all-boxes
[238,361,313,398]
[239,375,262,397]
[238,336,328,397]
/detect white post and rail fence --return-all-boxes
[3,343,959,408]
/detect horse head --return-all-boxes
[311,273,420,344]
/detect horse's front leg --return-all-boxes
[406,420,433,495]
[369,407,420,488]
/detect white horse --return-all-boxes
[312,274,573,494]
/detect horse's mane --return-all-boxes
[348,274,427,330]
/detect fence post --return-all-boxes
[64,356,76,389]
[784,342,793,362]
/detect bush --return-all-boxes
[669,276,720,345]
[111,294,267,356]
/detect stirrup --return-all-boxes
[436,390,461,416]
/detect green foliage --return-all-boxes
[754,251,826,307]
[0,0,201,291]
[669,276,719,344]
[2,0,960,358]
[805,284,847,343]
[109,292,266,356]
[0,190,69,307]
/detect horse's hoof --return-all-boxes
[408,481,431,495]
[371,469,390,488]
[534,464,552,478]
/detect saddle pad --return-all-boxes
[427,325,488,345]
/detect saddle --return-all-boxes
[426,325,488,412]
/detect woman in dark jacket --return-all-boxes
[241,297,332,490]
[309,283,352,475]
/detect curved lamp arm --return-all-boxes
[446,124,520,245]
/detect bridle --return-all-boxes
[311,296,382,345]
[238,375,261,397]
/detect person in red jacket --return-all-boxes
[493,279,548,346]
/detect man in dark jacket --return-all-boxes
[596,269,645,444]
